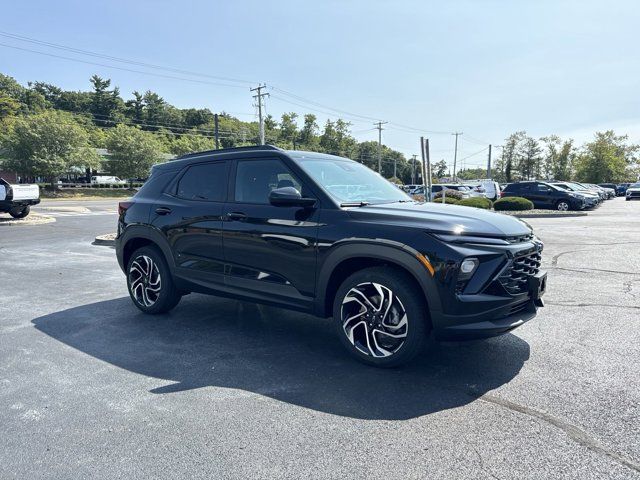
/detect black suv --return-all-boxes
[116,146,546,366]
[501,181,585,211]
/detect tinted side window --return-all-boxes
[535,183,551,192]
[177,161,229,201]
[235,159,303,204]
[504,184,521,192]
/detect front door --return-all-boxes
[223,158,320,309]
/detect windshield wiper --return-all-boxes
[340,201,371,207]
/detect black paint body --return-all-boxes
[116,146,546,340]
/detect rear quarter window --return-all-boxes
[176,161,229,201]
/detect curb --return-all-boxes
[0,213,56,226]
[506,212,589,218]
[93,233,116,246]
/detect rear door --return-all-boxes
[152,159,230,287]
[222,157,320,309]
[532,183,554,208]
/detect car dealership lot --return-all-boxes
[1,199,639,479]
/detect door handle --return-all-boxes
[226,211,247,221]
[155,206,172,215]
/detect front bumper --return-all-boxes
[436,298,540,340]
[428,236,547,340]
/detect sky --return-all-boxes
[1,0,639,170]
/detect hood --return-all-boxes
[346,202,531,238]
[627,186,640,192]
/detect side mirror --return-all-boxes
[269,186,316,207]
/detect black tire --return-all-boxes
[126,245,182,314]
[333,266,430,367]
[9,206,30,218]
[556,200,570,211]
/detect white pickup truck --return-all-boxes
[0,178,40,218]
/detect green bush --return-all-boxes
[432,196,460,205]
[434,189,465,201]
[493,197,534,211]
[458,197,493,209]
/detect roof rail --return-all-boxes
[175,144,282,160]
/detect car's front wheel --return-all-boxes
[333,267,429,367]
[127,246,182,314]
[9,206,30,218]
[556,200,570,211]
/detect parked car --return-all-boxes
[571,182,606,201]
[617,183,630,196]
[626,182,640,201]
[585,183,615,199]
[551,182,600,209]
[598,183,619,197]
[0,178,40,218]
[501,181,586,211]
[464,180,501,201]
[115,145,546,367]
[431,184,474,198]
[91,175,126,185]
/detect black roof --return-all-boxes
[175,144,282,160]
[154,145,284,171]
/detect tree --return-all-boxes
[541,135,574,180]
[279,112,298,149]
[1,110,100,187]
[168,134,215,156]
[106,124,164,183]
[125,91,145,124]
[518,136,542,180]
[90,75,122,124]
[497,131,526,182]
[433,159,448,178]
[298,114,319,149]
[574,131,638,183]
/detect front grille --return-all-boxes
[498,250,541,295]
[505,233,534,244]
[628,191,640,198]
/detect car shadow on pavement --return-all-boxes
[32,294,530,420]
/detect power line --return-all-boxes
[0,42,248,89]
[0,30,254,86]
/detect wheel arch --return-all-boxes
[117,225,175,273]
[315,241,442,319]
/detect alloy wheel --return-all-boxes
[129,255,162,307]
[557,201,569,211]
[341,282,408,358]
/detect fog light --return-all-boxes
[460,258,479,275]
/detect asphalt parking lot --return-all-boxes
[1,198,639,479]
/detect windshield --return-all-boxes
[570,183,588,190]
[630,183,640,188]
[298,157,411,204]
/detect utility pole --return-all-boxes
[251,84,269,145]
[487,144,492,179]
[411,154,417,184]
[425,138,432,202]
[214,113,219,149]
[420,137,427,199]
[452,132,463,182]
[374,121,388,174]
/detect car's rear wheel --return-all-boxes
[127,246,181,314]
[556,200,570,211]
[9,206,30,218]
[333,267,429,367]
